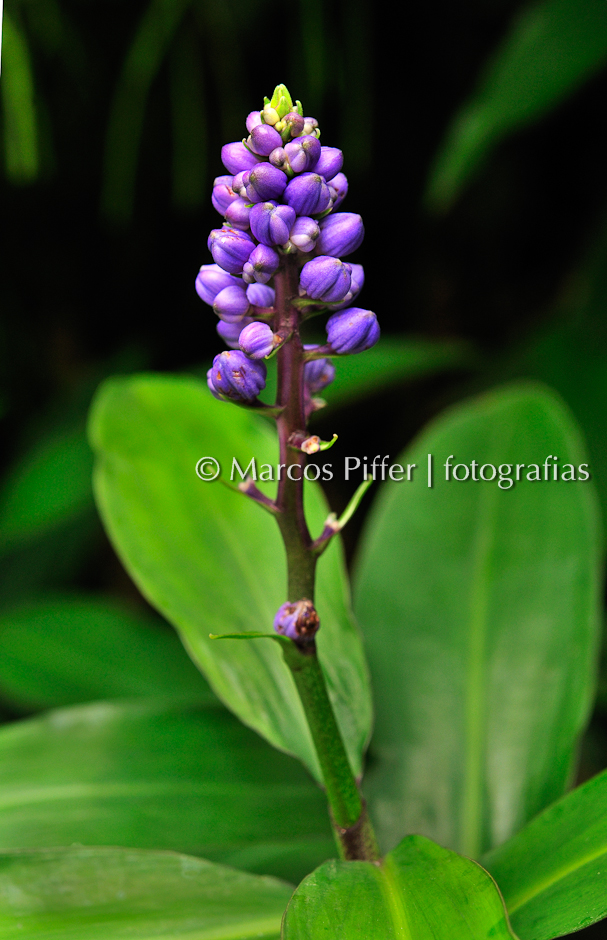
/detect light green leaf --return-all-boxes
[0,846,292,939]
[88,373,372,783]
[484,768,607,940]
[0,594,211,711]
[1,11,40,182]
[282,834,517,939]
[0,699,333,884]
[354,383,602,858]
[426,0,607,211]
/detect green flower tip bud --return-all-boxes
[270,83,294,119]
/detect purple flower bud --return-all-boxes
[284,173,332,216]
[333,263,365,309]
[302,118,319,137]
[249,124,283,156]
[224,196,252,230]
[216,317,253,349]
[274,599,320,641]
[207,367,224,402]
[314,147,343,181]
[221,142,263,175]
[269,147,289,170]
[328,172,348,210]
[208,227,255,274]
[212,175,239,215]
[239,321,276,359]
[299,255,352,303]
[195,263,241,305]
[317,212,364,257]
[232,171,249,197]
[304,358,335,393]
[246,111,263,133]
[213,284,251,322]
[284,135,321,173]
[250,201,296,246]
[242,244,280,284]
[209,350,267,402]
[282,112,305,138]
[326,307,380,354]
[288,216,320,252]
[245,164,288,202]
[246,282,275,307]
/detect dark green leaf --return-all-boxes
[0,699,333,884]
[88,374,372,782]
[484,768,607,940]
[426,0,607,211]
[0,594,211,711]
[354,383,602,858]
[0,846,291,938]
[0,11,40,182]
[282,834,517,939]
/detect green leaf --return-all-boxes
[0,594,211,711]
[353,383,602,858]
[101,0,193,223]
[426,0,607,211]
[282,834,517,939]
[484,768,607,940]
[88,373,372,783]
[0,699,333,884]
[0,846,292,938]
[0,11,40,182]
[321,337,472,410]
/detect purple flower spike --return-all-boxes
[225,197,252,231]
[208,227,255,274]
[317,212,364,257]
[213,284,251,322]
[239,321,276,359]
[209,350,267,402]
[328,172,348,210]
[284,135,321,173]
[326,307,380,354]
[250,124,283,156]
[250,201,296,246]
[245,164,288,202]
[304,358,335,393]
[284,173,332,217]
[299,255,352,303]
[243,244,280,284]
[195,263,241,305]
[274,599,320,641]
[216,317,252,349]
[246,111,263,133]
[246,282,276,307]
[314,147,343,181]
[212,175,239,215]
[221,141,262,174]
[288,216,320,252]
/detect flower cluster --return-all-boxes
[196,84,380,405]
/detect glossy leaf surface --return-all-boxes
[282,834,516,939]
[484,768,607,940]
[0,594,211,711]
[0,699,333,884]
[89,374,371,781]
[354,383,601,858]
[426,0,607,210]
[0,846,291,939]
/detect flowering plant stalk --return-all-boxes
[198,84,380,861]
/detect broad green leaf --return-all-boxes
[321,337,472,409]
[426,0,607,211]
[88,373,372,782]
[483,768,607,940]
[0,11,40,182]
[354,383,602,858]
[0,594,211,711]
[0,846,292,939]
[0,699,333,884]
[282,834,517,939]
